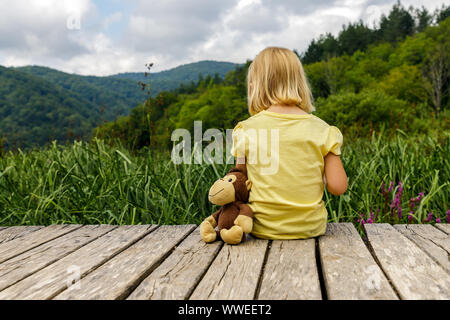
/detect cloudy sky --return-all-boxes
[0,0,446,75]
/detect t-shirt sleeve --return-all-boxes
[230,122,247,158]
[322,126,343,156]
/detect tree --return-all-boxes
[337,20,375,56]
[421,42,449,116]
[0,136,4,157]
[414,6,433,33]
[378,1,415,44]
[435,4,450,24]
[300,33,339,64]
[323,53,346,95]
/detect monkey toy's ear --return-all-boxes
[245,180,252,191]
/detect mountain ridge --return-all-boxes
[1,60,238,149]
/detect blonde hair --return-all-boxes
[247,46,315,115]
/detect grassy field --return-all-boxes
[0,132,448,232]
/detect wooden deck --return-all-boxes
[0,223,448,300]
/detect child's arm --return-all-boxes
[324,153,348,195]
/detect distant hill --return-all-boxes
[15,65,147,120]
[0,66,100,149]
[112,60,241,93]
[1,60,241,150]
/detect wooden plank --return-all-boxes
[0,225,115,292]
[127,227,222,300]
[0,226,43,244]
[434,224,450,234]
[365,223,450,299]
[0,225,157,300]
[0,224,82,264]
[189,236,268,300]
[257,239,321,300]
[394,224,449,274]
[54,225,196,300]
[319,223,397,300]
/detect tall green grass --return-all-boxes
[326,131,449,229]
[0,132,448,227]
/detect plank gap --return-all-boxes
[362,225,402,300]
[253,240,272,300]
[0,225,118,293]
[0,225,83,265]
[185,240,225,300]
[433,224,449,235]
[0,226,43,244]
[315,237,328,300]
[118,226,197,300]
[395,224,449,275]
[46,225,161,300]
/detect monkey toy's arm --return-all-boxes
[205,207,222,227]
[200,207,222,243]
[234,203,253,233]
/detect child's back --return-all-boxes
[232,110,343,239]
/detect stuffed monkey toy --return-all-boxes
[200,167,253,245]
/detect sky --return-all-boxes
[0,0,446,75]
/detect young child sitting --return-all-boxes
[231,46,348,240]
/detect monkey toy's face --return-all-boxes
[208,172,252,206]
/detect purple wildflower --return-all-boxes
[390,181,403,219]
[436,217,441,223]
[407,211,413,223]
[357,213,366,225]
[390,198,396,209]
[388,181,394,193]
[408,192,425,222]
[425,212,433,223]
[380,181,385,193]
[447,210,450,223]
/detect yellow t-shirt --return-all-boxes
[231,110,343,240]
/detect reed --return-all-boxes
[0,131,448,228]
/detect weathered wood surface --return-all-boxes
[0,225,115,292]
[319,223,397,300]
[0,225,157,299]
[394,224,449,274]
[434,224,450,234]
[189,236,268,300]
[0,224,81,264]
[0,226,43,244]
[127,227,223,300]
[257,239,321,300]
[365,223,450,300]
[55,225,196,300]
[0,223,448,300]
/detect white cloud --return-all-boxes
[102,12,123,30]
[0,0,447,75]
